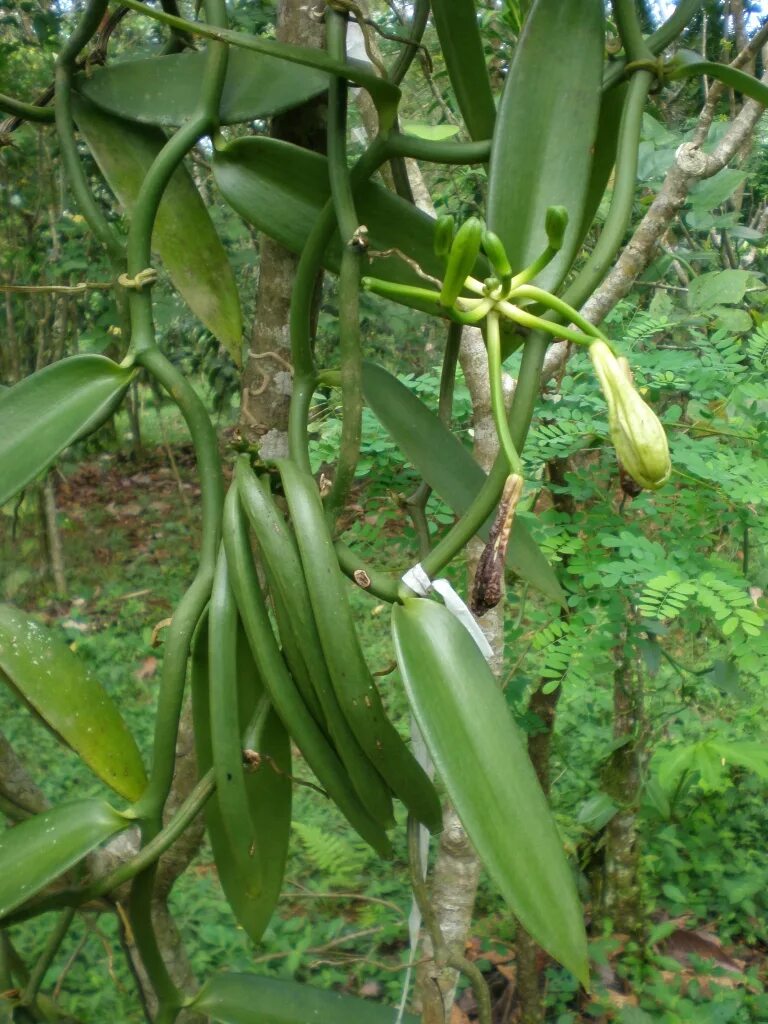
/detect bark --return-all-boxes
[238,0,326,453]
[126,379,144,462]
[0,731,48,819]
[41,473,66,595]
[600,629,645,940]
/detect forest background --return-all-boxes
[1,1,768,1023]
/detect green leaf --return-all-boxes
[713,306,753,334]
[0,605,148,801]
[72,96,243,362]
[212,136,457,294]
[577,83,628,245]
[668,50,768,108]
[687,269,751,310]
[190,973,419,1024]
[0,799,128,919]
[688,168,747,213]
[190,616,291,943]
[619,1009,656,1024]
[656,743,697,794]
[400,121,461,141]
[576,793,618,832]
[430,0,496,141]
[708,740,768,780]
[75,49,329,128]
[120,0,400,135]
[0,355,134,508]
[392,599,588,984]
[487,0,604,292]
[361,362,564,603]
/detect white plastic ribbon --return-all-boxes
[401,563,494,662]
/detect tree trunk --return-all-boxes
[600,628,645,939]
[40,474,66,596]
[238,0,326,453]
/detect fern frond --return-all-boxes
[637,571,696,621]
[623,311,671,345]
[746,323,768,369]
[292,820,369,885]
[696,573,764,637]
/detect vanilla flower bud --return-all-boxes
[589,341,671,491]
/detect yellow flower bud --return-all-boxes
[589,341,671,491]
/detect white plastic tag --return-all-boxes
[401,564,494,662]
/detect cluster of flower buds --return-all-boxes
[589,340,671,491]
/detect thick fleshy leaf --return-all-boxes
[0,355,133,507]
[0,604,147,801]
[212,136,453,293]
[577,82,628,246]
[392,598,588,985]
[75,49,329,128]
[0,799,128,919]
[72,96,242,361]
[667,50,768,107]
[190,973,419,1024]
[107,3,400,134]
[431,0,496,141]
[190,615,291,943]
[361,362,564,603]
[487,0,604,292]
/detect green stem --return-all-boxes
[54,0,124,264]
[383,132,490,165]
[495,302,596,347]
[125,119,206,354]
[388,0,429,86]
[128,345,223,1011]
[506,245,558,291]
[127,0,228,355]
[132,350,223,816]
[361,277,469,323]
[603,0,703,91]
[439,321,462,423]
[405,320,462,559]
[0,933,12,991]
[561,70,652,313]
[159,0,195,54]
[21,908,76,1007]
[611,0,654,62]
[325,10,364,524]
[0,93,54,122]
[2,934,29,987]
[511,285,609,342]
[486,312,523,475]
[122,2,228,1011]
[326,249,363,522]
[288,139,388,468]
[333,542,401,602]
[417,332,548,584]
